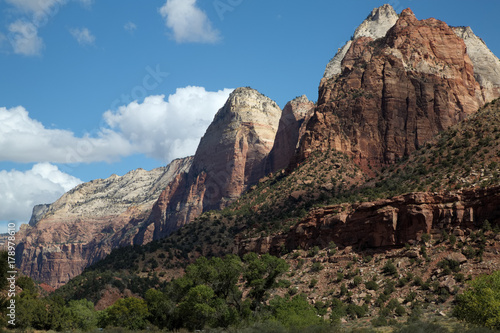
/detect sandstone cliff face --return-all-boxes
[265,95,314,173]
[237,186,500,254]
[453,26,500,102]
[148,87,282,239]
[300,8,489,170]
[324,4,399,79]
[17,157,193,288]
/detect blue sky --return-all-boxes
[0,0,499,231]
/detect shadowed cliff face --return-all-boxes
[236,186,500,255]
[16,157,193,288]
[147,87,282,239]
[301,8,499,171]
[265,95,315,174]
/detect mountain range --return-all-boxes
[17,3,500,294]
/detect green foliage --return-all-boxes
[454,271,500,329]
[16,295,49,330]
[101,297,149,330]
[244,253,289,307]
[382,260,398,276]
[365,280,379,291]
[176,284,217,330]
[67,299,99,331]
[269,294,324,329]
[311,262,324,272]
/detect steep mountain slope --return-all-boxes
[302,7,499,171]
[18,4,500,292]
[265,95,315,174]
[143,87,282,240]
[16,157,193,288]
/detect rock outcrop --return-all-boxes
[300,7,491,170]
[237,186,500,254]
[17,157,192,288]
[324,4,399,79]
[147,87,282,239]
[265,95,314,173]
[453,26,500,102]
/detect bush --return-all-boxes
[365,280,379,291]
[352,276,363,287]
[454,271,500,329]
[382,260,398,276]
[269,294,324,329]
[311,262,324,272]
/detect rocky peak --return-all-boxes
[149,87,282,238]
[453,26,500,102]
[265,95,315,173]
[353,4,399,39]
[17,157,193,288]
[301,6,492,170]
[324,4,399,79]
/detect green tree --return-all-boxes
[243,253,289,308]
[176,284,217,330]
[145,289,175,329]
[269,294,324,329]
[102,297,149,330]
[16,293,50,330]
[454,271,500,329]
[67,299,98,331]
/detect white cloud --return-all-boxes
[69,27,95,46]
[0,86,233,164]
[104,86,233,161]
[0,106,134,163]
[124,22,137,33]
[0,163,82,222]
[159,0,220,43]
[8,20,44,56]
[4,0,66,17]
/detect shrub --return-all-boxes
[311,262,324,272]
[421,233,431,244]
[454,271,500,329]
[352,276,363,287]
[365,280,379,291]
[382,260,398,276]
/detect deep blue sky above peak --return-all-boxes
[0,0,499,231]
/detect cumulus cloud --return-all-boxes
[8,20,44,56]
[69,27,95,46]
[0,106,134,163]
[0,86,233,164]
[104,86,233,161]
[159,0,220,43]
[0,163,82,222]
[4,0,66,17]
[124,22,137,33]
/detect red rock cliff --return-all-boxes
[299,8,488,170]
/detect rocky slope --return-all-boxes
[237,186,500,254]
[299,7,494,171]
[16,157,192,288]
[144,87,282,239]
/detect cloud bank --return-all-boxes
[159,0,220,43]
[0,163,82,222]
[0,86,233,164]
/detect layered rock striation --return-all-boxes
[300,7,493,170]
[17,157,193,288]
[237,186,500,254]
[146,87,282,239]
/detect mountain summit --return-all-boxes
[300,5,498,170]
